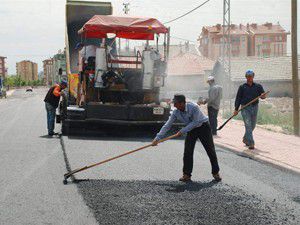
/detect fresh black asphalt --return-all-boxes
[63,131,300,225]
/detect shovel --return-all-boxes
[63,133,179,184]
[217,91,270,131]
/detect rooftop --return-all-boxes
[203,24,248,36]
[200,22,288,37]
[168,52,214,76]
[135,43,198,58]
[228,56,299,81]
[247,23,289,35]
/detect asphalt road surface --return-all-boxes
[1,88,300,225]
[0,88,97,225]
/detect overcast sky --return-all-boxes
[0,0,297,74]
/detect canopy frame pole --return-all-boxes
[156,34,159,51]
[163,33,167,61]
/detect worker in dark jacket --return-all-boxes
[44,80,67,136]
[152,94,221,182]
[234,70,266,149]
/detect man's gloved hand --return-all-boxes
[233,110,239,116]
[152,139,159,146]
[176,131,182,137]
[260,92,267,99]
[197,99,206,105]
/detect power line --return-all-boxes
[164,0,212,24]
[170,36,196,43]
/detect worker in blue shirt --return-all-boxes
[234,70,266,149]
[152,94,221,182]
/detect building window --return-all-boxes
[256,36,261,42]
[231,36,240,43]
[263,36,269,41]
[278,44,281,55]
[263,43,270,49]
[263,52,269,57]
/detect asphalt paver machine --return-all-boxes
[61,1,171,135]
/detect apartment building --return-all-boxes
[199,24,249,59]
[43,58,53,85]
[247,23,288,57]
[16,60,38,81]
[0,56,7,78]
[198,22,289,60]
[53,50,67,83]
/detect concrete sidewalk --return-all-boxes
[6,89,15,97]
[214,119,300,174]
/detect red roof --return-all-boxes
[79,15,168,40]
[202,23,288,36]
[203,24,248,36]
[168,52,214,76]
[247,24,288,35]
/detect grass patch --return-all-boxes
[223,104,293,133]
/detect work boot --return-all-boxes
[242,138,249,146]
[212,173,222,182]
[248,144,255,150]
[48,132,59,136]
[179,174,191,182]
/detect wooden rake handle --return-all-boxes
[64,133,179,179]
[217,90,270,131]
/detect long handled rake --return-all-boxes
[217,91,270,131]
[63,133,178,184]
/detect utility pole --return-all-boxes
[123,3,130,52]
[222,0,231,113]
[292,0,299,135]
[123,2,130,14]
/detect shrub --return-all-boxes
[223,103,293,133]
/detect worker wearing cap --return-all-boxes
[234,70,266,149]
[198,76,222,135]
[152,94,221,182]
[44,80,68,136]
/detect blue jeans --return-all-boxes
[45,102,56,135]
[241,104,258,146]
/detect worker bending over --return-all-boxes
[44,80,67,136]
[152,94,221,182]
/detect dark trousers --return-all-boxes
[208,106,219,135]
[183,122,220,176]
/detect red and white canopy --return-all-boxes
[78,15,168,40]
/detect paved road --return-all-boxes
[0,88,97,225]
[1,88,300,225]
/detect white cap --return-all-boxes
[207,76,215,81]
